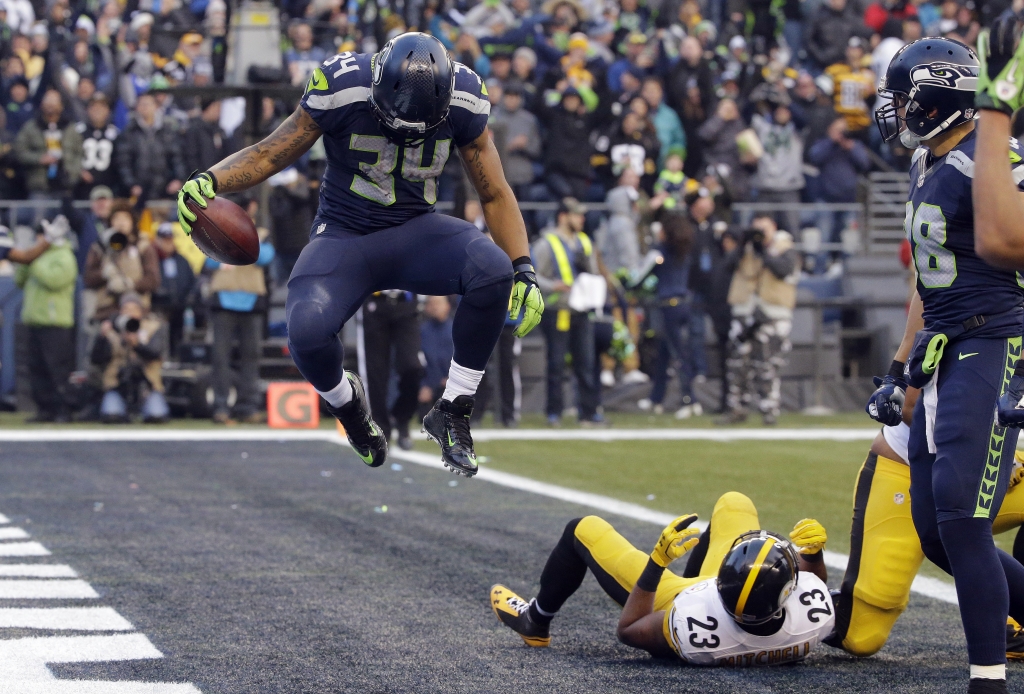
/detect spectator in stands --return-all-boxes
[641,76,685,167]
[83,201,160,322]
[63,184,113,270]
[285,21,327,87]
[419,294,454,418]
[3,76,33,135]
[150,0,196,59]
[13,89,83,200]
[17,216,76,423]
[206,196,274,425]
[790,72,836,170]
[91,292,169,423]
[607,31,653,93]
[511,46,538,106]
[532,197,603,427]
[73,93,119,200]
[806,116,871,274]
[152,222,195,358]
[597,108,661,194]
[721,213,799,426]
[160,32,205,85]
[453,31,491,78]
[698,97,752,202]
[538,86,596,201]
[804,0,867,72]
[824,37,875,141]
[864,0,917,34]
[597,168,642,278]
[115,92,185,202]
[490,80,540,199]
[2,0,33,35]
[638,212,700,418]
[181,98,233,175]
[0,109,18,200]
[750,86,804,237]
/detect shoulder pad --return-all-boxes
[302,52,372,112]
[451,62,491,116]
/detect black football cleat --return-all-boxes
[325,372,388,468]
[422,395,478,476]
[968,678,1009,694]
[490,585,551,647]
[1007,618,1024,661]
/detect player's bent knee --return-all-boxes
[574,515,614,546]
[460,237,513,306]
[712,491,757,517]
[286,299,336,353]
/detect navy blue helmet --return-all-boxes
[369,32,455,146]
[717,530,799,625]
[875,37,979,147]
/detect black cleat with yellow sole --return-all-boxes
[1007,618,1024,660]
[422,395,478,476]
[490,585,551,647]
[324,372,388,468]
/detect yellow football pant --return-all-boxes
[572,491,762,613]
[836,453,1024,656]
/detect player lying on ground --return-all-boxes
[833,385,1024,658]
[490,492,836,666]
[868,33,1024,694]
[175,33,543,477]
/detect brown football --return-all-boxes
[186,196,259,266]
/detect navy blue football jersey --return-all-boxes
[300,52,490,235]
[906,130,1024,338]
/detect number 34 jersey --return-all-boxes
[299,51,490,236]
[664,572,835,666]
[907,130,1024,338]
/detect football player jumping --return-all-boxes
[490,492,836,666]
[175,33,543,476]
[867,34,1024,694]
[830,385,1024,659]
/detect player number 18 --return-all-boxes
[905,201,957,289]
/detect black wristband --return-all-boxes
[511,256,532,269]
[204,170,218,193]
[636,557,666,593]
[888,360,906,380]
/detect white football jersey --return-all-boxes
[664,572,835,666]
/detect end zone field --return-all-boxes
[0,427,1016,692]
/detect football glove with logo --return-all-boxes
[651,513,700,568]
[866,361,907,427]
[977,12,1024,114]
[176,171,217,236]
[508,257,544,337]
[789,518,827,555]
[998,359,1024,428]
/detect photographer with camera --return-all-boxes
[82,201,160,323]
[90,293,169,423]
[718,213,799,426]
[16,216,77,423]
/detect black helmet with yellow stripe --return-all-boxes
[716,530,799,625]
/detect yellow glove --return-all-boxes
[176,171,217,235]
[651,513,700,568]
[789,518,827,555]
[508,260,544,337]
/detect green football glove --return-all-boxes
[508,259,544,338]
[789,518,827,555]
[977,13,1024,115]
[176,171,217,235]
[651,513,700,568]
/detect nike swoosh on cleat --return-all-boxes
[354,448,375,465]
[447,431,455,447]
[959,352,979,360]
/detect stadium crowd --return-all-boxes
[0,0,986,425]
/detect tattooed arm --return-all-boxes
[459,129,530,260]
[210,106,323,193]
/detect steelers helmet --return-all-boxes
[369,32,455,146]
[717,530,799,625]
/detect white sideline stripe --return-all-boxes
[387,448,960,606]
[0,607,132,631]
[0,527,30,540]
[0,543,50,557]
[0,580,98,600]
[0,513,10,524]
[0,566,77,578]
[6,685,202,694]
[0,428,881,442]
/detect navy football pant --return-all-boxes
[909,335,1024,665]
[285,214,513,393]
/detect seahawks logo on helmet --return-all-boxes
[909,63,978,93]
[372,42,393,85]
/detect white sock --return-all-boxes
[970,664,1006,680]
[441,360,484,401]
[316,373,353,408]
[531,598,555,617]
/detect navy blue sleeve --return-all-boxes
[448,63,491,148]
[299,52,371,134]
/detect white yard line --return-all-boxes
[0,428,958,605]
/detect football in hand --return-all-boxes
[186,196,260,266]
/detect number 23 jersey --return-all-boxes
[907,130,1024,338]
[664,572,835,666]
[299,51,490,236]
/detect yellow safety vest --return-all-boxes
[545,231,593,331]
